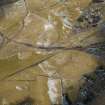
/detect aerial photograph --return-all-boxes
[0,0,105,105]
